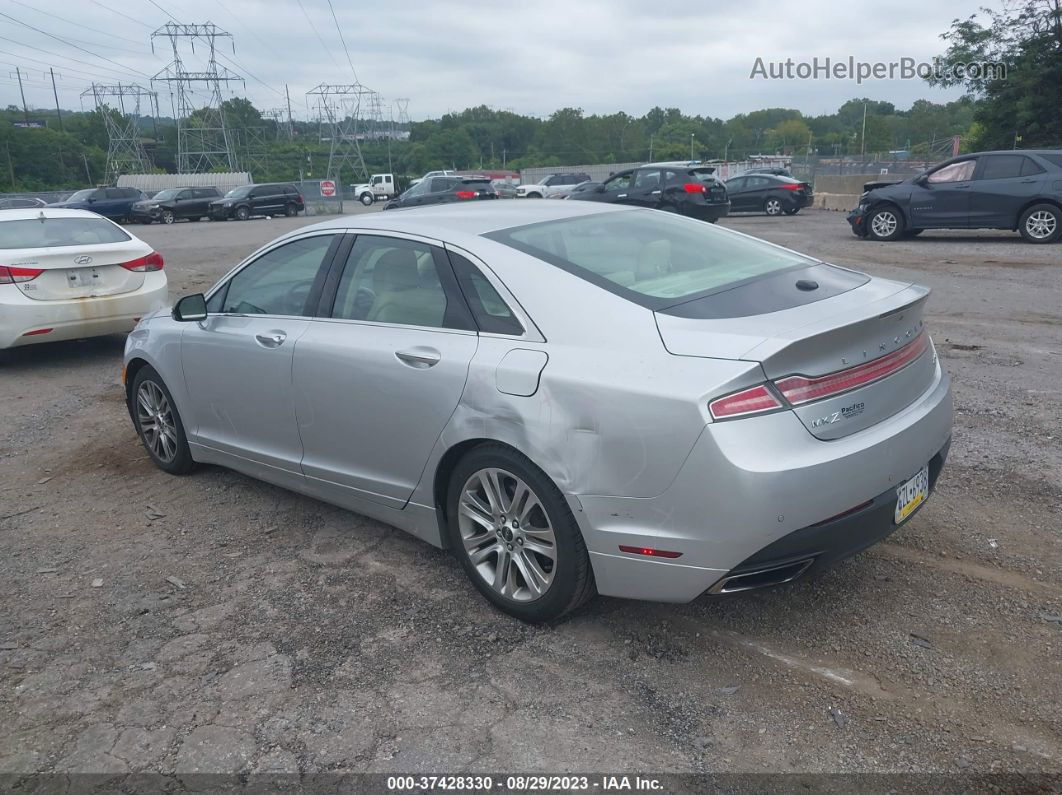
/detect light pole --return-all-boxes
[724,137,733,162]
[690,133,695,161]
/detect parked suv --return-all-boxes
[131,187,222,224]
[569,162,730,222]
[48,187,145,222]
[517,173,592,199]
[848,150,1062,243]
[384,176,497,210]
[209,183,304,221]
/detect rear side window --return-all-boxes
[0,217,131,248]
[979,155,1026,180]
[1021,158,1045,176]
[1041,154,1062,169]
[448,251,523,335]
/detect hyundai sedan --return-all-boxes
[1,209,167,350]
[123,201,952,621]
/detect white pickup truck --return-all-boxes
[351,173,398,205]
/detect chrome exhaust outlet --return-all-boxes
[708,558,815,594]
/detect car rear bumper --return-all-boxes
[575,361,952,602]
[847,207,868,235]
[0,273,168,349]
[685,201,730,222]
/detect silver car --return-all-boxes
[124,201,952,621]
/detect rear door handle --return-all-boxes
[395,348,441,368]
[255,332,286,348]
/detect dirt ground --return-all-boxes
[1,207,1059,779]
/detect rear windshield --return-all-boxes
[691,169,719,182]
[486,210,814,308]
[0,217,131,249]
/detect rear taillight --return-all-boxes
[708,384,783,420]
[454,191,476,200]
[775,333,928,405]
[120,252,164,272]
[683,183,706,193]
[0,265,44,284]
[779,184,802,191]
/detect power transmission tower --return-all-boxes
[391,98,410,140]
[81,83,157,182]
[306,83,372,181]
[264,108,291,139]
[151,22,244,173]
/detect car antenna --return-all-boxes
[38,210,46,223]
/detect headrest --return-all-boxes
[374,248,420,290]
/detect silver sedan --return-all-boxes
[124,201,952,621]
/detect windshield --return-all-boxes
[225,186,252,198]
[65,189,96,202]
[0,217,131,249]
[487,210,814,307]
[152,189,181,200]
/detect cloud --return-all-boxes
[2,0,984,119]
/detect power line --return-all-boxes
[8,0,148,47]
[0,10,150,78]
[90,0,155,30]
[0,35,147,81]
[296,0,342,73]
[325,0,359,83]
[0,48,131,82]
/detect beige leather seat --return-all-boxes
[368,248,446,327]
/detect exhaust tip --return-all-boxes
[709,558,815,595]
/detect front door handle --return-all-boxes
[617,193,627,198]
[255,332,286,348]
[651,190,661,195]
[395,348,441,368]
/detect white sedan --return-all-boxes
[0,208,167,350]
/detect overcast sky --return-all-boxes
[0,0,987,121]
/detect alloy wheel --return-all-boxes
[1025,210,1057,240]
[457,467,557,602]
[765,198,782,215]
[136,380,177,463]
[871,211,898,238]
[161,210,175,224]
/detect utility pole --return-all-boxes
[724,138,732,162]
[50,68,63,132]
[82,153,92,183]
[285,83,294,137]
[860,102,867,157]
[690,133,695,161]
[16,67,29,124]
[649,134,654,161]
[4,141,15,187]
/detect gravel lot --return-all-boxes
[1,207,1059,778]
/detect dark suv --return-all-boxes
[130,187,222,224]
[48,187,145,222]
[847,150,1062,243]
[569,162,730,222]
[209,183,304,220]
[384,176,498,210]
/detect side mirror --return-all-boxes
[173,293,207,322]
[914,174,928,186]
[595,184,607,193]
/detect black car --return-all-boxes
[725,174,813,216]
[569,163,729,222]
[383,176,498,210]
[48,187,145,222]
[565,181,602,197]
[745,166,793,177]
[847,149,1062,243]
[130,187,222,224]
[210,183,304,220]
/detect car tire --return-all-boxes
[866,204,905,241]
[764,197,783,216]
[285,203,299,216]
[235,205,250,221]
[161,209,175,225]
[783,207,800,216]
[446,443,595,622]
[138,219,153,225]
[1018,203,1062,244]
[526,192,542,199]
[360,193,374,206]
[131,366,195,476]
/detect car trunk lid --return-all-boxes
[656,276,936,439]
[8,242,149,301]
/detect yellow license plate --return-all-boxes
[895,465,929,524]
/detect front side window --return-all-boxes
[152,189,180,201]
[927,160,976,183]
[331,236,470,330]
[605,172,632,191]
[225,186,251,199]
[487,210,815,307]
[218,234,335,316]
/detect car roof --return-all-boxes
[299,197,634,239]
[0,208,110,221]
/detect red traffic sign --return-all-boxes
[320,180,336,197]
